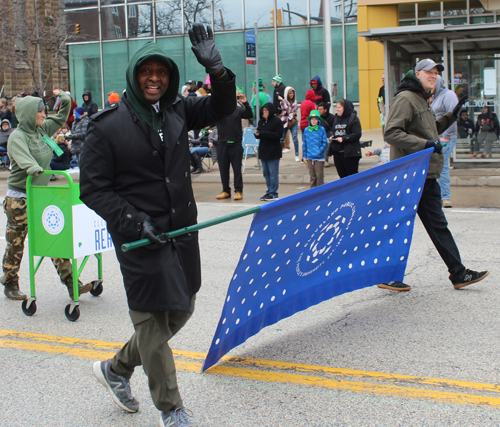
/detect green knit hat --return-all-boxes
[307,110,322,122]
[252,77,264,89]
[272,74,282,83]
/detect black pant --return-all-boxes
[332,151,360,178]
[217,143,243,194]
[417,179,466,284]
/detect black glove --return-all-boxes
[452,93,468,118]
[188,23,224,75]
[65,134,75,140]
[139,217,165,250]
[425,140,443,154]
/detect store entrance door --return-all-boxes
[451,38,500,162]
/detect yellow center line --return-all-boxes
[2,329,500,408]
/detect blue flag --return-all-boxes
[203,149,433,371]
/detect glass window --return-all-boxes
[214,33,246,88]
[417,2,441,19]
[68,43,102,109]
[443,1,467,16]
[345,24,358,102]
[309,26,325,87]
[309,0,323,26]
[444,17,467,25]
[128,3,152,38]
[343,0,357,23]
[156,1,182,35]
[399,4,415,21]
[156,37,186,83]
[183,0,214,32]
[331,25,344,101]
[277,28,310,102]
[276,0,308,27]
[245,0,273,29]
[469,0,489,14]
[65,0,98,8]
[101,6,126,40]
[214,0,243,31]
[66,9,99,42]
[102,41,128,101]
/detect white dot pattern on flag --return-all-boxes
[203,150,433,372]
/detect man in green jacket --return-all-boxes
[382,58,489,291]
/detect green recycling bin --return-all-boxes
[23,170,113,321]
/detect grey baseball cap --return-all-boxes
[415,59,444,72]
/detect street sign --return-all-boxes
[246,30,256,65]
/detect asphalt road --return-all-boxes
[1,194,500,426]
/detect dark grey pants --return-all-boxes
[417,179,466,284]
[217,143,243,194]
[112,296,196,412]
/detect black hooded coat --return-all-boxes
[328,99,362,158]
[82,91,99,117]
[79,42,236,313]
[257,102,283,161]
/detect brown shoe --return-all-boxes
[216,192,230,199]
[442,199,452,208]
[66,279,92,298]
[4,285,27,300]
[324,162,330,167]
[234,192,243,200]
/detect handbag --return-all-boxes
[287,117,298,129]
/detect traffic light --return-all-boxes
[270,9,282,26]
[75,23,80,34]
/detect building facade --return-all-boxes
[358,0,500,150]
[64,0,359,112]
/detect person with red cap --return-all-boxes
[310,75,331,107]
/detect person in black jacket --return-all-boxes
[66,107,89,164]
[255,102,282,201]
[50,135,72,171]
[215,91,253,200]
[272,74,286,116]
[317,102,335,165]
[472,105,499,158]
[457,110,475,139]
[81,90,98,116]
[79,26,236,427]
[328,99,362,178]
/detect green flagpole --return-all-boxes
[121,206,262,252]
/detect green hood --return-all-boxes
[401,70,422,86]
[15,96,44,135]
[126,41,180,131]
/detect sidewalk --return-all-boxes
[1,129,499,187]
[193,129,500,187]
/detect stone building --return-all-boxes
[0,0,70,100]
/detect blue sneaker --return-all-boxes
[160,407,193,427]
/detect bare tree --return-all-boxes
[155,0,232,36]
[0,0,80,96]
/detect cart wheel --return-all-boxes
[65,304,80,322]
[90,281,103,297]
[22,300,37,316]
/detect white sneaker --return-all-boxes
[295,156,300,162]
[282,149,290,153]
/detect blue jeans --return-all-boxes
[50,161,70,171]
[190,147,209,156]
[261,158,280,197]
[437,138,456,200]
[282,124,299,156]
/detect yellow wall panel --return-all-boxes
[358,5,398,130]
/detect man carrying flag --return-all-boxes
[80,24,236,427]
[383,58,489,291]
